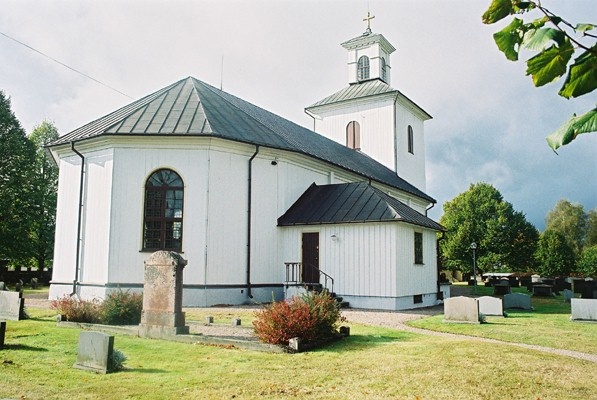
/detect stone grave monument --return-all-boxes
[571,298,597,322]
[139,251,189,338]
[444,296,480,324]
[478,296,504,317]
[503,293,533,310]
[563,289,574,303]
[0,291,24,348]
[73,331,114,374]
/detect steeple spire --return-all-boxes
[363,11,375,34]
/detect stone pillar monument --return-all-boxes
[139,251,189,338]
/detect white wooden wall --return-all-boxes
[312,96,397,171]
[49,135,437,306]
[280,222,438,300]
[395,99,427,192]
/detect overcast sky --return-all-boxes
[2,0,596,230]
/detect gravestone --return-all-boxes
[532,284,553,297]
[478,296,503,316]
[563,289,574,303]
[0,291,24,321]
[139,251,189,338]
[73,331,114,374]
[0,282,6,291]
[571,298,597,322]
[503,293,532,310]
[443,296,480,324]
[0,321,6,349]
[493,282,511,296]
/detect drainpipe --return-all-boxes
[436,230,446,297]
[246,145,259,299]
[426,202,435,217]
[70,142,85,297]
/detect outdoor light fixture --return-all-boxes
[331,234,338,241]
[470,242,478,294]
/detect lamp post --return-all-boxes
[470,242,478,294]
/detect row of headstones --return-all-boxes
[444,295,597,324]
[0,278,39,292]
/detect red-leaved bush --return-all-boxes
[253,291,345,345]
[50,296,101,323]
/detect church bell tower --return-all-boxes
[305,12,431,192]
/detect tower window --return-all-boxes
[346,121,361,150]
[357,56,370,81]
[143,169,184,251]
[407,125,414,154]
[381,57,387,82]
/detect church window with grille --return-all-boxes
[143,169,184,251]
[346,121,361,150]
[357,56,370,81]
[414,232,423,264]
[407,125,414,154]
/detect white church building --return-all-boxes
[47,25,445,310]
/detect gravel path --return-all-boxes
[24,295,597,363]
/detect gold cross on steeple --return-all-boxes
[363,11,375,33]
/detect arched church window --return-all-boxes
[380,57,387,82]
[407,125,414,154]
[346,121,361,150]
[357,56,370,81]
[143,169,184,251]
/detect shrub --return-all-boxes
[109,349,128,372]
[50,296,101,323]
[100,290,143,325]
[253,291,345,345]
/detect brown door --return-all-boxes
[301,232,320,284]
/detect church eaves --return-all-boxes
[48,76,435,203]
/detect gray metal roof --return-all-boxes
[49,76,435,203]
[306,80,396,108]
[278,182,444,230]
[306,79,432,120]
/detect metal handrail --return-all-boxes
[284,262,334,293]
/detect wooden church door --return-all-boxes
[301,232,320,284]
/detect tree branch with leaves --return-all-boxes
[482,0,597,151]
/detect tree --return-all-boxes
[545,199,587,259]
[535,230,576,276]
[482,0,597,151]
[578,245,597,278]
[586,208,597,248]
[0,90,37,264]
[440,182,538,273]
[28,121,59,271]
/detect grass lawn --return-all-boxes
[2,304,597,399]
[409,283,597,355]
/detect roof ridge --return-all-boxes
[190,78,297,149]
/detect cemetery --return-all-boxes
[2,276,597,399]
